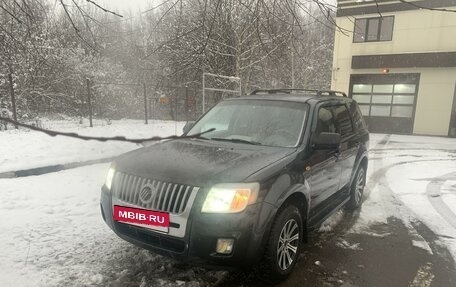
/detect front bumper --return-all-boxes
[100,186,276,267]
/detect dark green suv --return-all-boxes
[100,89,369,280]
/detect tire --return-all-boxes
[261,205,303,282]
[346,165,366,211]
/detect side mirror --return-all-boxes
[312,132,341,150]
[182,121,195,134]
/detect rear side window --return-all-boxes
[348,101,365,131]
[315,106,336,134]
[333,104,353,137]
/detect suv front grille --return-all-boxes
[112,172,196,215]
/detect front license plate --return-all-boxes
[113,205,170,232]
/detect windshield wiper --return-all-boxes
[211,137,261,145]
[185,128,215,140]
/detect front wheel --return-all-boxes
[346,165,366,210]
[262,205,303,282]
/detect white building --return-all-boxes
[331,0,456,136]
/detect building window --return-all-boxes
[353,16,394,43]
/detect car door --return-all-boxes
[333,103,358,190]
[308,104,342,212]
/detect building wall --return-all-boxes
[332,7,456,136]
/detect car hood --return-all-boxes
[114,138,295,187]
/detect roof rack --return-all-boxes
[249,88,347,97]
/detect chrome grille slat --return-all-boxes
[141,178,151,208]
[154,181,164,210]
[130,176,139,203]
[167,184,178,211]
[173,185,184,213]
[124,174,133,201]
[146,179,154,209]
[160,183,172,210]
[114,172,197,215]
[179,186,190,213]
[133,177,142,206]
[119,173,128,199]
[136,177,146,206]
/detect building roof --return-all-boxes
[336,0,455,17]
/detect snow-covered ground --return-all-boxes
[343,134,456,259]
[0,119,184,173]
[1,124,456,286]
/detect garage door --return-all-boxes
[349,74,420,134]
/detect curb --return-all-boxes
[0,157,115,179]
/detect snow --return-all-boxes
[0,164,114,286]
[335,238,362,251]
[0,119,185,173]
[318,210,344,232]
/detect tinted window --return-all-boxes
[316,107,336,134]
[348,101,365,131]
[333,104,353,136]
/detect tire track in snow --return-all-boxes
[364,135,456,279]
[426,172,456,230]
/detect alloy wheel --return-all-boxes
[277,219,299,270]
[355,168,365,204]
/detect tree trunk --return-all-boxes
[8,65,18,129]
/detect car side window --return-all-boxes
[315,106,336,134]
[347,101,364,131]
[333,104,353,137]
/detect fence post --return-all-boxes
[185,86,189,121]
[86,78,93,128]
[148,95,152,120]
[202,74,205,113]
[7,69,18,129]
[143,82,148,124]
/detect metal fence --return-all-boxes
[1,74,243,130]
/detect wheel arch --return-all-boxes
[264,182,311,243]
[278,192,309,243]
[350,152,368,187]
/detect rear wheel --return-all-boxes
[346,165,366,210]
[262,205,303,282]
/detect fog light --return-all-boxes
[216,238,234,254]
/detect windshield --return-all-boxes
[188,100,308,147]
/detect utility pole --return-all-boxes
[143,82,148,124]
[86,78,93,128]
[8,67,18,129]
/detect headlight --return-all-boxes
[201,183,259,213]
[105,167,115,190]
